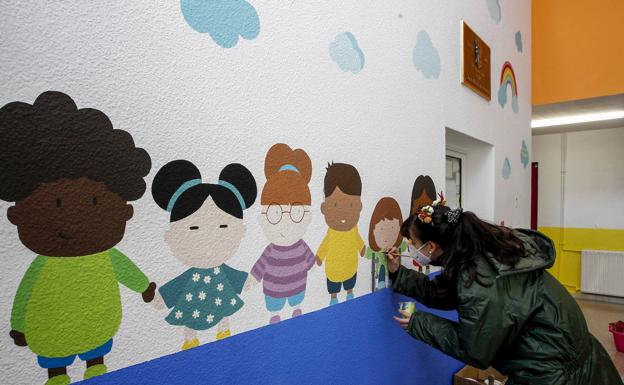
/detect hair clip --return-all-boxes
[417,205,434,224]
[432,191,447,207]
[447,208,463,224]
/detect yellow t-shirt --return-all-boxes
[317,227,365,282]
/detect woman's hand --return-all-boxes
[393,309,412,331]
[386,246,401,274]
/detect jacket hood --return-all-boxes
[484,229,556,276]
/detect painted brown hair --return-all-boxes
[261,143,312,205]
[323,162,361,197]
[410,175,437,215]
[368,197,404,251]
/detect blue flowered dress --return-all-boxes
[159,264,247,330]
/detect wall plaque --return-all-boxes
[461,21,491,101]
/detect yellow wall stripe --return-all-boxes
[538,227,624,292]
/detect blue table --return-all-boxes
[79,289,462,385]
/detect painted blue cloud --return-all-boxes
[498,83,519,113]
[412,30,440,79]
[329,32,365,74]
[521,140,529,168]
[487,0,502,23]
[502,157,511,180]
[180,0,260,48]
[515,31,523,52]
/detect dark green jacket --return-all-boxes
[392,229,622,385]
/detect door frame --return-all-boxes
[446,147,466,208]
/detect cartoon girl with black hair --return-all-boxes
[151,160,257,349]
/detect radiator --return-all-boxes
[581,250,624,297]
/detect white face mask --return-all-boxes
[408,243,431,266]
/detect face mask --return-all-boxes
[408,243,431,266]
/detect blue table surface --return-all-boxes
[79,283,462,385]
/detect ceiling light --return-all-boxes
[531,110,624,128]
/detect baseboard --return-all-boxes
[573,292,624,305]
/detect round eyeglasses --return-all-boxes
[262,203,309,225]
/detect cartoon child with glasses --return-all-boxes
[250,144,316,324]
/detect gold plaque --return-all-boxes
[461,21,491,101]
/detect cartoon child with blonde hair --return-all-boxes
[250,144,316,324]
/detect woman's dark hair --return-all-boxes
[0,91,151,202]
[401,206,525,286]
[152,160,257,221]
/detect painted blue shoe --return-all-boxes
[329,297,339,306]
[346,293,355,301]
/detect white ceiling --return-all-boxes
[532,93,624,135]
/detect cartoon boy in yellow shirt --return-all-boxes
[316,162,365,306]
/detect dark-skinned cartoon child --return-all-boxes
[1,91,156,385]
[316,162,365,306]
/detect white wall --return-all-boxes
[0,1,531,383]
[438,0,532,227]
[446,128,495,221]
[533,127,624,229]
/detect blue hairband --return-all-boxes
[167,179,202,212]
[278,164,300,174]
[218,180,247,210]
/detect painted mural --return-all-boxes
[151,160,257,349]
[1,91,155,385]
[180,0,260,48]
[521,139,530,168]
[498,61,519,113]
[251,143,316,324]
[410,175,437,215]
[486,0,502,23]
[316,163,365,306]
[366,197,408,291]
[502,157,512,179]
[413,30,441,79]
[0,0,532,382]
[329,32,366,74]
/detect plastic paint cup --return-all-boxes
[398,301,416,318]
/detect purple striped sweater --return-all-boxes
[251,239,316,298]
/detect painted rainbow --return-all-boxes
[500,61,518,96]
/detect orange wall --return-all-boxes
[532,0,624,105]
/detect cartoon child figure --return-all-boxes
[151,160,257,349]
[410,175,437,215]
[250,144,316,324]
[1,91,156,385]
[316,162,365,306]
[365,197,408,290]
[409,175,437,270]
